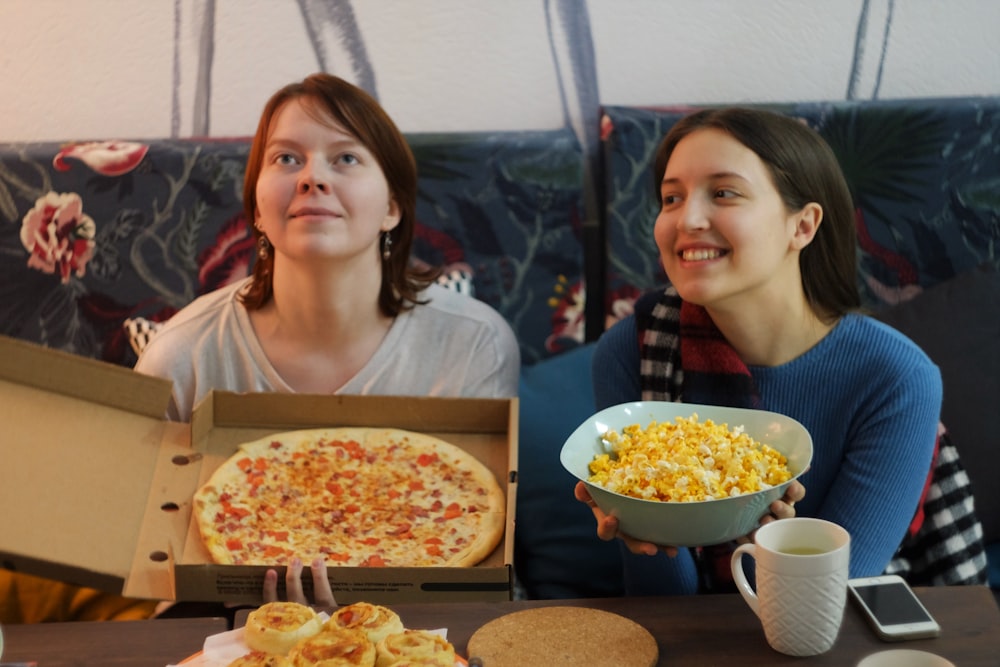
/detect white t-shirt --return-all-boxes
[134,279,520,421]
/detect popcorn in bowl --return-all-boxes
[589,414,792,502]
[561,401,813,547]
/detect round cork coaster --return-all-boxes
[466,606,658,667]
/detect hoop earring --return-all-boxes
[381,231,392,260]
[257,235,270,260]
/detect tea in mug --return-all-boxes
[780,546,827,555]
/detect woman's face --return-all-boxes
[653,127,814,310]
[254,97,400,267]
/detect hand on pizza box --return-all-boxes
[262,557,337,608]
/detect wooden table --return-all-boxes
[1,587,996,666]
[0,615,226,667]
[385,586,1000,666]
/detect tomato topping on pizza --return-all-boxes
[193,427,506,568]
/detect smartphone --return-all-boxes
[847,575,941,641]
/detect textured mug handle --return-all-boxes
[731,543,760,617]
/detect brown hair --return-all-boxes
[653,107,860,319]
[240,73,437,315]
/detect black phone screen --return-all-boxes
[853,581,934,625]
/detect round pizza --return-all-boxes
[193,427,506,568]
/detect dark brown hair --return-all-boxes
[240,73,436,315]
[654,107,860,319]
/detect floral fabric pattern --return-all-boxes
[0,129,585,367]
[20,192,96,283]
[600,97,1000,323]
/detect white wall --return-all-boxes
[1,0,998,142]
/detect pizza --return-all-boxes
[193,427,506,568]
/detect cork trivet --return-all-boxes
[466,606,658,667]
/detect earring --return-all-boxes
[381,231,392,260]
[257,235,270,260]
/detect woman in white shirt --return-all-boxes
[136,72,520,607]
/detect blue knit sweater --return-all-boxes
[592,312,943,595]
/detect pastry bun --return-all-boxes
[326,602,405,644]
[374,630,455,667]
[227,650,295,666]
[244,601,324,655]
[288,627,377,667]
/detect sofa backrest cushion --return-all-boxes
[1,129,586,368]
[599,97,1000,323]
[874,261,1000,544]
[514,342,625,599]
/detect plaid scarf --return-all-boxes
[636,286,759,408]
[634,286,752,592]
[886,427,988,585]
[635,286,988,588]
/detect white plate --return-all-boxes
[856,649,955,667]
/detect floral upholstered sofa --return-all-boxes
[517,96,1000,600]
[1,96,998,602]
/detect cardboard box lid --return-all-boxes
[0,335,174,591]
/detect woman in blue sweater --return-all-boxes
[577,107,942,595]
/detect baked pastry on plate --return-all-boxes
[244,601,324,655]
[375,630,455,667]
[326,602,405,644]
[288,627,376,667]
[227,649,294,666]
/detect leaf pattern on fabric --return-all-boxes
[0,130,586,367]
[601,98,1000,324]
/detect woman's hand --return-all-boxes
[262,557,337,608]
[765,479,806,522]
[737,479,807,545]
[574,481,679,557]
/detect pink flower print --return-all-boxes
[546,277,586,351]
[53,141,149,176]
[20,192,97,283]
[855,207,923,305]
[600,114,614,142]
[604,285,641,329]
[196,214,256,293]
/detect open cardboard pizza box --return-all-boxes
[0,335,517,605]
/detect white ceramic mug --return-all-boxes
[731,517,851,656]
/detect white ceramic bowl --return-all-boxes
[560,401,813,546]
[856,649,955,667]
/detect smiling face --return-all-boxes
[653,127,818,310]
[254,97,400,268]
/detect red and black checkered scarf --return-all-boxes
[634,285,759,408]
